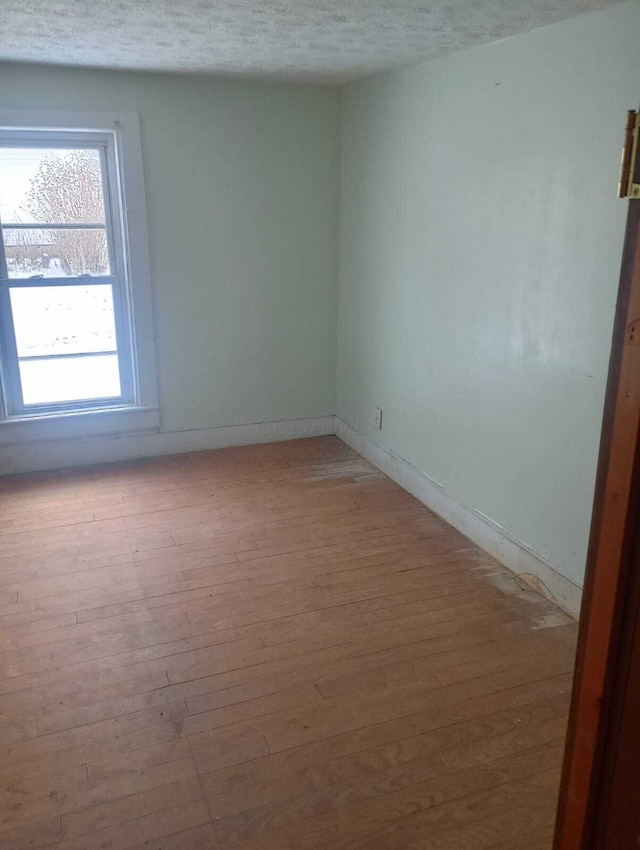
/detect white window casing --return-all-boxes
[0,110,159,443]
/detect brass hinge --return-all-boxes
[618,109,640,199]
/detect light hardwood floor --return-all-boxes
[0,436,577,849]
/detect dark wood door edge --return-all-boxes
[591,462,640,848]
[554,127,640,849]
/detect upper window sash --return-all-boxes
[0,133,120,283]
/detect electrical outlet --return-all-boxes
[374,407,383,430]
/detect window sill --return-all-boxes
[0,405,160,445]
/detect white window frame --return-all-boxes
[0,111,159,443]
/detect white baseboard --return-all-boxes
[0,415,335,475]
[336,418,582,618]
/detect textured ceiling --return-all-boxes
[0,0,621,83]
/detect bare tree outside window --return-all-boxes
[16,150,109,276]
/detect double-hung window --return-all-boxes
[0,112,157,434]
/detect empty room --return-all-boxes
[0,0,639,848]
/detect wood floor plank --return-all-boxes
[0,436,575,849]
[209,747,563,849]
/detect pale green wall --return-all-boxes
[337,0,640,587]
[0,63,340,433]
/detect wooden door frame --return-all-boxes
[554,111,640,849]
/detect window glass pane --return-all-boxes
[0,147,106,225]
[3,227,109,277]
[19,355,121,405]
[9,285,117,357]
